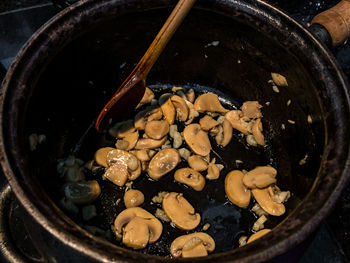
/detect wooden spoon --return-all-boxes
[95,0,196,132]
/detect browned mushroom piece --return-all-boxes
[171,95,189,121]
[252,187,285,216]
[225,170,251,208]
[220,119,233,147]
[114,207,163,249]
[131,149,151,162]
[252,118,265,146]
[170,232,215,258]
[271,73,288,86]
[134,106,160,130]
[225,110,252,135]
[187,155,208,171]
[186,89,195,103]
[243,166,277,189]
[241,101,262,119]
[174,168,206,191]
[104,163,128,186]
[134,137,167,150]
[199,115,219,131]
[184,124,211,156]
[206,163,220,180]
[162,192,201,230]
[136,87,155,109]
[122,131,139,150]
[147,107,163,121]
[247,229,271,243]
[148,148,180,180]
[124,189,145,208]
[109,119,135,138]
[94,147,115,167]
[160,98,176,125]
[64,180,101,205]
[193,93,228,113]
[145,120,170,140]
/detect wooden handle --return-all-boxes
[311,0,350,46]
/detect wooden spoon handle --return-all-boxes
[311,0,350,46]
[137,0,196,77]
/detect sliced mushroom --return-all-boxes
[206,163,220,180]
[225,110,252,135]
[104,163,128,186]
[188,155,208,171]
[145,120,170,140]
[170,232,215,258]
[171,95,189,121]
[147,107,163,121]
[271,73,288,86]
[122,131,139,150]
[64,180,101,205]
[220,119,233,147]
[135,137,167,150]
[186,89,195,103]
[252,187,285,216]
[252,118,265,146]
[162,192,200,230]
[109,119,135,138]
[247,229,271,243]
[134,106,159,130]
[106,149,141,181]
[94,147,115,167]
[114,207,163,249]
[241,101,262,119]
[243,166,277,189]
[131,149,151,162]
[174,168,206,191]
[184,100,199,125]
[194,93,228,113]
[148,148,180,180]
[124,189,145,208]
[136,87,155,109]
[184,124,211,156]
[199,115,219,131]
[160,98,176,125]
[225,170,251,208]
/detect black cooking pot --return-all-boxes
[1,0,350,262]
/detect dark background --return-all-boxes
[0,0,349,262]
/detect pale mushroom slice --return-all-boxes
[162,192,201,230]
[206,163,220,180]
[170,232,215,258]
[225,170,251,208]
[106,149,141,181]
[160,98,176,125]
[94,147,115,167]
[171,95,189,121]
[124,189,145,208]
[174,168,206,191]
[122,217,150,249]
[243,166,277,189]
[271,73,288,87]
[220,119,233,147]
[252,187,285,216]
[134,137,167,150]
[109,119,135,138]
[136,87,155,109]
[194,93,229,113]
[114,207,163,249]
[148,148,180,180]
[145,120,170,140]
[199,115,219,131]
[184,124,211,156]
[247,229,271,243]
[241,101,262,119]
[225,110,252,135]
[104,163,128,186]
[252,118,265,146]
[187,155,208,171]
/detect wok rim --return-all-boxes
[0,0,350,262]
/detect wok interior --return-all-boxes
[24,6,324,255]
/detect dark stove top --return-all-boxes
[0,1,349,262]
